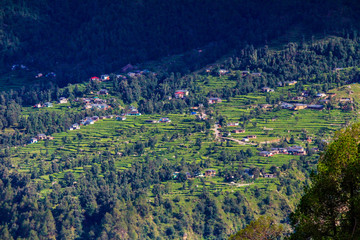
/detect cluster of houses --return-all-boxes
[89,74,111,82]
[88,65,154,83]
[144,117,172,124]
[77,97,110,110]
[11,64,29,71]
[29,134,54,144]
[33,102,53,108]
[227,122,239,127]
[173,169,217,180]
[204,67,262,78]
[33,97,69,108]
[242,168,276,179]
[35,72,56,79]
[280,102,325,111]
[258,146,306,157]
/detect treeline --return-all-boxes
[1,0,360,85]
[209,36,360,99]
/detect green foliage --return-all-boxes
[229,216,284,240]
[290,123,360,239]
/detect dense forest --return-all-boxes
[1,0,360,85]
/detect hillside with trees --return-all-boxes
[1,1,360,239]
[1,0,360,86]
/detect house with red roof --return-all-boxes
[175,90,189,99]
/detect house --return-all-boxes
[262,87,274,93]
[281,102,294,109]
[307,105,324,111]
[98,89,108,95]
[285,80,297,86]
[270,148,280,154]
[101,74,110,81]
[59,97,68,104]
[240,71,250,76]
[259,104,272,109]
[126,108,141,116]
[258,151,274,157]
[333,68,345,72]
[127,72,136,77]
[208,97,222,104]
[35,73,43,78]
[205,169,216,177]
[316,93,326,98]
[91,104,109,110]
[247,135,257,139]
[251,72,262,77]
[90,76,100,82]
[44,102,53,107]
[292,104,307,111]
[263,173,275,178]
[69,123,80,130]
[159,117,171,123]
[84,119,95,125]
[340,98,352,103]
[175,90,189,99]
[37,134,47,140]
[241,138,250,142]
[287,146,306,155]
[232,129,245,133]
[227,122,239,127]
[34,103,42,108]
[30,138,38,144]
[218,69,229,75]
[116,116,127,121]
[84,104,92,109]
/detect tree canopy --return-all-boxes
[290,123,360,239]
[229,216,284,240]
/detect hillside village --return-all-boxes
[20,60,360,185]
[2,35,360,239]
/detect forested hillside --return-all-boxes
[1,1,360,239]
[1,0,360,85]
[0,34,360,239]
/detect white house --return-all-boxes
[59,97,68,104]
[69,123,80,130]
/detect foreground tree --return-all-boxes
[290,123,360,239]
[229,216,284,240]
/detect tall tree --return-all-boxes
[290,123,360,239]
